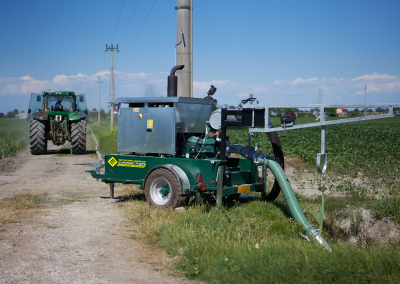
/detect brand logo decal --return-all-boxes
[108,157,118,167]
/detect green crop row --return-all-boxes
[0,119,29,159]
[228,117,400,179]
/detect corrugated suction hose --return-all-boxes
[229,144,332,252]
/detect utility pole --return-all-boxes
[95,77,103,124]
[105,44,119,129]
[176,0,192,97]
[318,87,322,104]
[364,84,367,116]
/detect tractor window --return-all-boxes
[44,96,75,112]
[27,93,44,120]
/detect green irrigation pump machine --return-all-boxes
[88,65,399,251]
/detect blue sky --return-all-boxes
[1,0,399,114]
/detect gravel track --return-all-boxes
[0,143,193,284]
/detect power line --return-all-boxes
[118,0,140,45]
[122,0,157,51]
[111,0,125,43]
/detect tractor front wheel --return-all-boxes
[145,168,182,209]
[30,118,47,155]
[71,120,86,154]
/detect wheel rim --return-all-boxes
[150,177,172,206]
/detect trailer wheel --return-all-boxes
[264,131,285,201]
[30,118,47,155]
[145,168,182,209]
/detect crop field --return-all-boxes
[0,119,29,159]
[92,116,400,283]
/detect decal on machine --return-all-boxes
[108,157,146,168]
[108,157,118,167]
[117,159,146,168]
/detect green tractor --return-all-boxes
[27,91,88,155]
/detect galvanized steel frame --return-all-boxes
[244,104,400,173]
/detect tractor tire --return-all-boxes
[144,168,182,209]
[264,131,285,201]
[71,120,86,155]
[30,118,47,155]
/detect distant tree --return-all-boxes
[0,112,5,118]
[13,109,19,115]
[375,107,387,113]
[7,111,16,118]
[228,105,236,109]
[351,108,360,116]
[100,108,107,118]
[20,110,26,113]
[326,108,336,117]
[92,108,97,111]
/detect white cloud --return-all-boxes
[291,77,318,85]
[351,73,398,81]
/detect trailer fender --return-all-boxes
[144,164,190,194]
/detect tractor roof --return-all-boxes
[43,91,75,96]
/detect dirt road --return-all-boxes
[0,143,192,284]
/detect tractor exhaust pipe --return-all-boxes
[167,65,185,97]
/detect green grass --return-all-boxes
[88,122,118,154]
[0,118,29,159]
[121,190,400,283]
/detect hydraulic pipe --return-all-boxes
[229,144,332,252]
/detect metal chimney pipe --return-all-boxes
[176,0,192,97]
[168,65,185,97]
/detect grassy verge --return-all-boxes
[88,122,118,154]
[121,187,400,283]
[0,119,29,159]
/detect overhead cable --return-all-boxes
[122,0,157,51]
[111,0,125,43]
[119,0,140,45]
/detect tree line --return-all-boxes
[0,109,25,118]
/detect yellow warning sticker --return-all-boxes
[147,120,153,129]
[108,157,118,167]
[238,184,251,194]
[117,159,146,168]
[133,108,139,112]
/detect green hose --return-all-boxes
[261,157,332,252]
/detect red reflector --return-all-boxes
[38,112,43,115]
[74,113,78,115]
[212,181,215,183]
[196,173,203,183]
[258,177,262,184]
[196,182,207,191]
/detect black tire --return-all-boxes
[144,168,182,209]
[30,118,47,155]
[264,131,285,201]
[71,120,86,154]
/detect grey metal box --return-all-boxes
[116,97,216,155]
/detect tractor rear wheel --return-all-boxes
[30,118,47,155]
[145,168,182,209]
[71,120,86,154]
